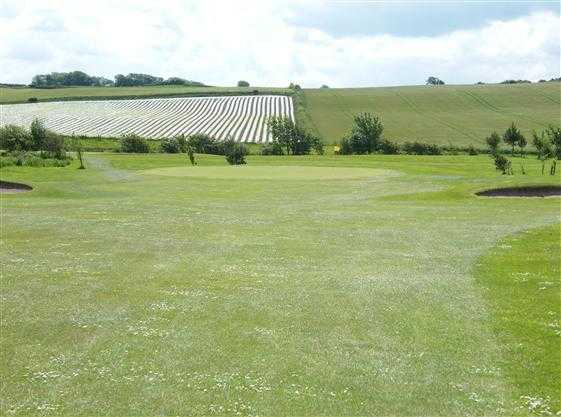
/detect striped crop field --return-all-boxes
[0,95,294,142]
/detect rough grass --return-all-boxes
[304,82,561,146]
[1,153,559,416]
[475,225,560,416]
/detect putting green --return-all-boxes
[142,165,393,180]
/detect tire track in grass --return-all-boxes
[460,89,548,128]
[394,90,477,141]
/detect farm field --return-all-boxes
[1,153,559,416]
[0,95,294,142]
[0,85,290,104]
[303,82,561,146]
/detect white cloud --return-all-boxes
[0,0,559,87]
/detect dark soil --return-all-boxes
[0,180,33,193]
[476,185,561,197]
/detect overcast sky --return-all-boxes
[0,0,559,87]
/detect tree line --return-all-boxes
[30,71,206,88]
[486,123,560,175]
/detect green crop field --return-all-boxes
[2,152,559,416]
[303,82,561,146]
[0,85,290,104]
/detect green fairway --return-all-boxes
[0,85,290,104]
[143,165,392,180]
[476,225,560,415]
[1,153,560,416]
[303,82,561,146]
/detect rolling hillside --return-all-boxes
[302,82,560,147]
[1,82,558,147]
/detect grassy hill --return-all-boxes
[2,82,559,148]
[302,82,560,147]
[0,85,290,104]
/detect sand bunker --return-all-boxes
[476,185,561,197]
[0,180,32,193]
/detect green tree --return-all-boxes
[120,134,149,153]
[503,123,524,155]
[545,125,561,160]
[237,80,250,87]
[347,113,384,154]
[532,130,552,175]
[486,132,501,155]
[493,154,512,175]
[223,138,248,165]
[518,134,527,157]
[43,132,66,159]
[30,118,47,150]
[426,76,445,85]
[187,146,196,165]
[267,117,322,156]
[73,137,85,169]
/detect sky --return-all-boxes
[0,0,559,87]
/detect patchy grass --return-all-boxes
[1,153,559,416]
[475,224,560,416]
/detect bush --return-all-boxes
[0,125,33,151]
[377,139,400,154]
[27,97,38,103]
[402,142,442,155]
[261,142,284,155]
[339,137,353,155]
[1,120,66,159]
[237,80,250,87]
[120,133,149,153]
[30,118,47,150]
[338,113,384,155]
[43,132,66,159]
[1,151,71,167]
[161,137,181,153]
[467,145,478,155]
[187,133,224,155]
[493,154,512,175]
[176,135,188,153]
[267,117,322,155]
[223,139,248,165]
